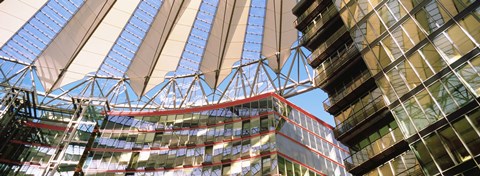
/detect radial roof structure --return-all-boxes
[0,0,315,111]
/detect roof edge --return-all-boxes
[107,92,334,129]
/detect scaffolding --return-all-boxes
[0,87,104,175]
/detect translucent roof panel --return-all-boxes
[0,0,84,63]
[96,0,163,77]
[0,0,313,110]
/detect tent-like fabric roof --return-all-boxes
[0,0,297,95]
[0,0,313,110]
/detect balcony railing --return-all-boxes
[344,127,404,169]
[396,164,424,176]
[299,5,339,44]
[333,95,386,137]
[323,71,371,110]
[294,0,321,28]
[292,0,317,16]
[353,150,422,175]
[313,43,358,86]
[307,26,348,64]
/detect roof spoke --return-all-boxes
[0,0,312,110]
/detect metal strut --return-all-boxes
[43,98,88,176]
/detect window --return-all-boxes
[242,121,250,136]
[364,49,383,74]
[420,43,447,73]
[224,124,233,138]
[399,60,422,89]
[443,73,475,106]
[262,156,272,174]
[453,111,480,156]
[251,158,261,175]
[424,133,455,170]
[378,4,398,28]
[251,118,260,134]
[412,141,439,175]
[381,34,403,61]
[374,43,393,69]
[278,156,286,175]
[242,140,251,158]
[408,52,434,81]
[242,160,251,175]
[392,105,415,137]
[285,159,294,175]
[293,163,302,176]
[456,57,480,97]
[260,117,269,132]
[415,89,443,122]
[405,97,431,131]
[438,126,471,163]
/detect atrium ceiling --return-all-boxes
[0,0,314,111]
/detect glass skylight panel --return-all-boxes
[175,0,218,76]
[242,0,266,63]
[97,0,162,77]
[0,0,83,63]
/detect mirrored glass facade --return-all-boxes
[0,91,349,176]
[295,0,479,175]
[83,93,349,176]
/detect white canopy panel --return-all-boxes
[0,0,303,102]
[0,0,48,48]
[200,0,250,88]
[218,0,251,88]
[58,0,141,89]
[145,0,201,94]
[127,0,192,96]
[263,0,298,73]
[35,0,116,92]
[200,0,235,88]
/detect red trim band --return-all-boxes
[89,130,276,152]
[89,130,344,169]
[100,112,275,133]
[24,121,67,131]
[277,152,327,176]
[97,111,347,154]
[270,93,334,129]
[277,131,345,168]
[106,93,274,116]
[106,92,333,129]
[84,151,277,173]
[274,111,349,154]
[84,151,329,176]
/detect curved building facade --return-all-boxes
[0,92,350,176]
[84,93,349,175]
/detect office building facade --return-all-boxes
[0,92,349,176]
[295,0,479,175]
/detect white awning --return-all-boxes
[127,0,195,96]
[0,0,48,48]
[35,0,116,92]
[200,0,236,88]
[262,0,298,73]
[145,0,202,94]
[16,0,301,97]
[58,0,141,89]
[200,0,251,88]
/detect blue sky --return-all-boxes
[287,89,335,126]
